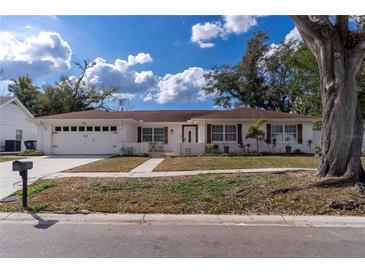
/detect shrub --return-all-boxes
[18,149,44,156]
[205,144,219,154]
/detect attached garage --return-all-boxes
[51,125,121,155]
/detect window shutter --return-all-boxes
[164,127,168,144]
[297,124,303,144]
[137,127,141,143]
[266,124,271,143]
[237,124,242,144]
[207,124,211,144]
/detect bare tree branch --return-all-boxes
[336,16,349,44]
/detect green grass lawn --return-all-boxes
[65,156,150,172]
[1,171,363,215]
[154,155,321,171]
[0,156,26,163]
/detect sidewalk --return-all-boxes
[1,212,365,228]
[129,158,164,173]
[46,167,315,179]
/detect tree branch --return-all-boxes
[290,16,323,41]
[336,16,349,44]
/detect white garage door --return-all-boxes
[52,126,121,154]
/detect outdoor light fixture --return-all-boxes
[170,129,174,134]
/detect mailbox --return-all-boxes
[12,161,33,172]
[12,160,33,208]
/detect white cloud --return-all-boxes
[197,41,215,48]
[222,15,258,34]
[127,53,153,66]
[191,22,223,48]
[191,16,259,48]
[0,31,72,79]
[155,67,207,104]
[266,27,303,58]
[81,55,157,95]
[143,92,156,102]
[284,27,303,44]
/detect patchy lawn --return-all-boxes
[0,156,26,163]
[156,155,365,171]
[154,155,321,171]
[65,156,149,172]
[1,171,364,215]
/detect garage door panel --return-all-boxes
[52,132,121,154]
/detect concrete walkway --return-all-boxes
[46,167,315,179]
[129,158,164,173]
[1,212,365,228]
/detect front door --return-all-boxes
[183,126,197,143]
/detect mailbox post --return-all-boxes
[12,161,33,208]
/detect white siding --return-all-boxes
[0,102,37,151]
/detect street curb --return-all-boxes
[1,212,365,227]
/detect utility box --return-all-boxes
[5,140,21,152]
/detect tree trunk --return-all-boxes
[315,44,364,181]
[256,138,260,153]
[290,16,365,183]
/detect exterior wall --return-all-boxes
[35,118,316,155]
[138,122,185,144]
[203,120,315,154]
[0,102,37,151]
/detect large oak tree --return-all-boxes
[291,16,365,183]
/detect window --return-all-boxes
[212,125,224,142]
[142,128,153,142]
[271,125,297,143]
[16,129,23,140]
[94,126,101,132]
[142,128,164,142]
[110,126,117,132]
[71,126,77,132]
[63,126,69,132]
[87,126,93,132]
[224,125,237,142]
[55,126,61,132]
[153,128,164,142]
[102,126,109,132]
[284,125,297,142]
[79,126,85,132]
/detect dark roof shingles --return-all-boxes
[35,108,313,122]
[36,109,217,122]
[195,108,311,119]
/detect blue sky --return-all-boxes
[0,15,298,110]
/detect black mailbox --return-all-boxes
[12,160,33,208]
[12,161,33,172]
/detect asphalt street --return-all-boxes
[1,222,365,257]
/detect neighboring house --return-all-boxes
[33,108,319,155]
[0,96,37,152]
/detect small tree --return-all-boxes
[246,118,267,153]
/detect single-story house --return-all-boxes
[0,96,38,152]
[33,108,319,155]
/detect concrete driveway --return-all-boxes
[0,155,106,200]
